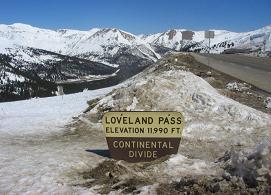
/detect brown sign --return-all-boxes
[102,111,184,163]
[182,31,195,40]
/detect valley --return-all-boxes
[0,52,271,194]
[1,0,271,194]
[1,23,270,102]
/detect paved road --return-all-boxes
[191,53,271,93]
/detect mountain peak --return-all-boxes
[89,28,136,42]
[10,23,34,29]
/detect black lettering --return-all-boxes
[123,117,127,124]
[129,117,133,124]
[159,117,164,124]
[135,117,140,124]
[148,117,153,124]
[177,117,182,124]
[164,117,169,124]
[170,117,175,124]
[105,117,110,124]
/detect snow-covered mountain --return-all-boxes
[1,23,270,64]
[141,26,271,54]
[1,23,270,69]
[1,23,271,102]
[0,23,160,101]
[0,23,159,66]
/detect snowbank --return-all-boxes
[87,64,271,147]
[0,86,119,194]
[1,56,271,194]
[0,86,117,137]
[265,97,271,109]
[74,60,271,193]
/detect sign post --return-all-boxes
[204,31,215,53]
[102,111,184,163]
[263,33,270,53]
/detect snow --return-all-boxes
[136,184,160,195]
[90,67,271,146]
[0,37,14,53]
[4,46,62,65]
[1,56,271,193]
[142,29,235,50]
[1,23,270,74]
[142,26,271,53]
[1,72,25,83]
[1,23,271,60]
[0,23,160,67]
[72,62,271,190]
[265,97,271,109]
[56,69,120,84]
[1,23,271,193]
[226,82,251,92]
[163,154,215,178]
[0,87,117,136]
[0,85,120,194]
[88,58,120,68]
[126,97,139,111]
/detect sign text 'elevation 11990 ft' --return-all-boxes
[102,111,184,163]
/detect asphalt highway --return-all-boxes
[191,53,271,93]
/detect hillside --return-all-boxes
[1,54,270,194]
[1,23,270,102]
[0,24,160,101]
[142,26,271,54]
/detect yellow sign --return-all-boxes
[102,111,184,162]
[103,111,184,138]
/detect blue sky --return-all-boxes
[1,0,270,34]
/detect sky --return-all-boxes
[0,0,270,34]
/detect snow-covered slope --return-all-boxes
[0,23,161,101]
[2,23,271,65]
[0,23,159,66]
[1,23,270,102]
[1,23,270,66]
[0,86,118,136]
[141,29,235,50]
[0,47,117,102]
[0,85,121,194]
[1,54,270,194]
[65,54,271,193]
[86,60,271,147]
[142,26,271,54]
